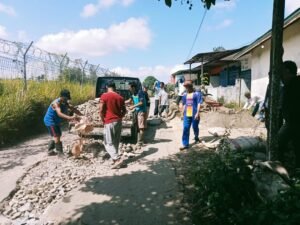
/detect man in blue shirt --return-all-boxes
[126,82,147,146]
[44,89,82,156]
[179,80,203,151]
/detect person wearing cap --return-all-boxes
[44,89,82,156]
[99,81,127,169]
[179,80,203,151]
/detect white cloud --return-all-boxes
[205,19,233,31]
[36,17,151,57]
[81,4,99,17]
[0,3,16,16]
[0,25,8,38]
[216,19,233,29]
[17,30,29,42]
[81,0,134,18]
[286,0,300,14]
[112,64,186,82]
[213,0,237,11]
[122,0,134,6]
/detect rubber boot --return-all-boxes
[137,131,144,146]
[48,140,56,156]
[55,142,64,156]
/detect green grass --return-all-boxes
[224,102,240,109]
[0,80,94,146]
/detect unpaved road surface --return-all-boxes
[0,117,185,225]
[0,108,266,225]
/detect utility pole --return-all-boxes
[23,41,33,92]
[267,0,285,160]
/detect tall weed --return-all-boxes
[0,80,94,145]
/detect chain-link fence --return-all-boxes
[0,38,118,87]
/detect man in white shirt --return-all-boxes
[158,82,169,117]
[243,92,261,110]
[153,80,161,117]
[176,77,186,105]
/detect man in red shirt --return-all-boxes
[99,80,127,169]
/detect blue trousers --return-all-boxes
[182,116,200,147]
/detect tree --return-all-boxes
[213,46,226,52]
[267,0,285,160]
[59,67,82,83]
[161,0,285,160]
[143,76,157,89]
[87,65,98,84]
[104,71,120,77]
[163,0,222,9]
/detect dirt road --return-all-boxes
[0,116,187,225]
[0,106,266,225]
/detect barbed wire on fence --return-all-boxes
[0,38,118,84]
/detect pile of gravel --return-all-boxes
[0,139,140,224]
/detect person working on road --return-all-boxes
[44,89,82,156]
[153,80,161,117]
[143,85,151,119]
[243,91,264,120]
[126,82,147,146]
[278,60,300,168]
[158,82,169,117]
[176,76,185,105]
[179,80,203,151]
[99,80,127,169]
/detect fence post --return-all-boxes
[59,53,68,82]
[81,60,88,88]
[23,41,33,92]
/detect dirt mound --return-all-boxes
[201,111,261,129]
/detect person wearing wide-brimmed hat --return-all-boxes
[179,80,203,151]
[44,89,82,156]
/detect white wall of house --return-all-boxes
[207,79,248,106]
[206,62,249,105]
[250,19,300,99]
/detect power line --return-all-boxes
[186,8,208,61]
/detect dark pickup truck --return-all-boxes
[70,76,142,142]
[96,76,142,142]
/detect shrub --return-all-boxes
[180,143,300,225]
[217,96,225,104]
[224,101,240,109]
[187,150,259,225]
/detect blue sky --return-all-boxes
[1,0,300,82]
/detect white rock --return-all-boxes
[19,202,33,212]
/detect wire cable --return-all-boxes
[186,8,208,60]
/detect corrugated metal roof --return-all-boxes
[184,46,246,65]
[171,69,196,76]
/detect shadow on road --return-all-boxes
[124,147,158,164]
[59,157,183,225]
[0,146,46,172]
